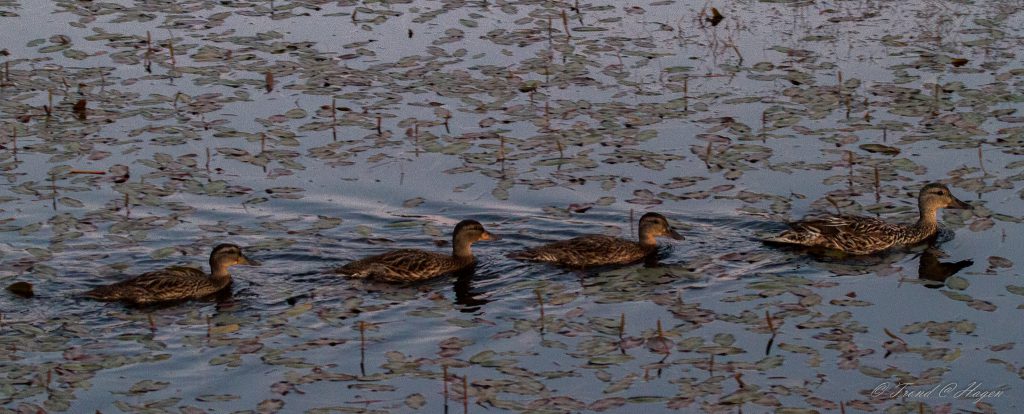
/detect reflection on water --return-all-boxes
[451,268,491,312]
[917,247,974,289]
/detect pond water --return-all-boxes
[1,0,1023,412]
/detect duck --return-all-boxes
[507,212,684,267]
[334,220,499,283]
[83,244,257,305]
[763,183,971,255]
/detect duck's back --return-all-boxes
[766,215,917,255]
[509,234,651,267]
[84,266,224,305]
[335,249,468,282]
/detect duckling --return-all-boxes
[334,220,499,283]
[508,212,684,267]
[84,244,256,305]
[763,183,971,255]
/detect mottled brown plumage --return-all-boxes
[508,212,684,268]
[764,183,971,255]
[334,220,499,283]
[84,244,256,305]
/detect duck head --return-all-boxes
[638,212,684,246]
[919,183,970,211]
[452,220,500,258]
[210,243,258,276]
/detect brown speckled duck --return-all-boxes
[508,212,684,267]
[763,183,971,255]
[84,244,256,305]
[334,220,499,283]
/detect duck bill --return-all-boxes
[667,228,685,240]
[480,231,501,241]
[238,253,261,266]
[949,196,971,210]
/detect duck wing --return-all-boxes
[335,249,464,283]
[508,235,648,267]
[765,216,903,254]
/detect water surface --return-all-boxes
[1,0,1023,412]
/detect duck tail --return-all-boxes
[82,285,122,301]
[507,249,563,263]
[332,263,369,278]
[761,230,817,246]
[506,250,538,261]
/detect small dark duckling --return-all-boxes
[84,244,256,305]
[334,220,499,283]
[508,212,684,268]
[763,183,971,255]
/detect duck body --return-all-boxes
[336,249,474,283]
[508,234,655,267]
[508,212,684,268]
[334,220,498,283]
[764,183,970,255]
[84,244,255,305]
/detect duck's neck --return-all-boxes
[913,204,940,235]
[452,239,474,261]
[637,229,658,250]
[210,261,232,280]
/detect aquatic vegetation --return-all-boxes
[0,0,1021,413]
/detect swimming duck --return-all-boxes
[507,212,684,267]
[334,220,499,283]
[763,183,970,255]
[84,244,256,305]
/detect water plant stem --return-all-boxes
[50,173,57,210]
[535,288,545,333]
[462,375,468,414]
